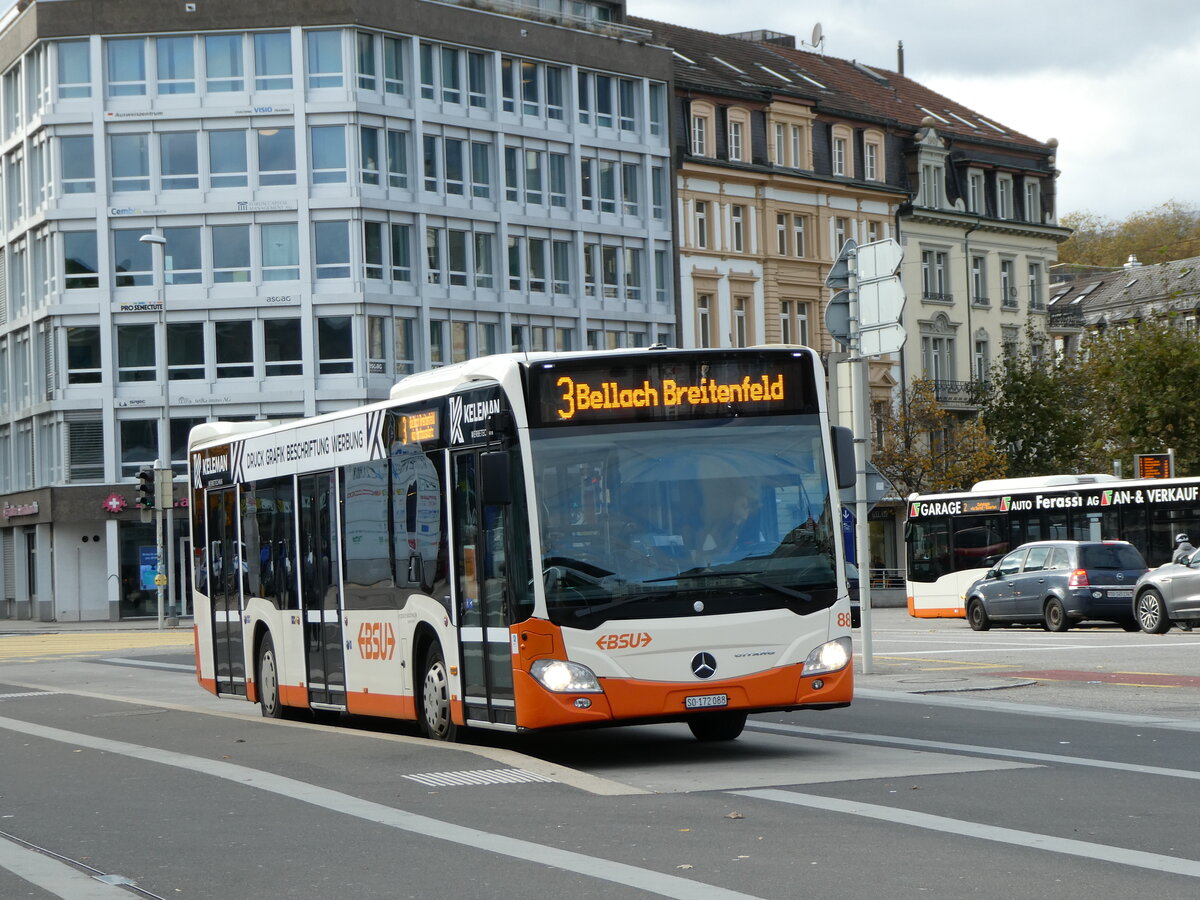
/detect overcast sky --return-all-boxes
[635,0,1200,221]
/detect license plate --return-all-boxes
[1107,589,1133,598]
[685,693,728,709]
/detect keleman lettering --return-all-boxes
[556,374,785,420]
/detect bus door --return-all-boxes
[205,488,245,696]
[298,472,345,708]
[451,449,515,727]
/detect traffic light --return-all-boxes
[136,466,155,508]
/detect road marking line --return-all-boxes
[733,788,1200,878]
[870,640,1200,656]
[853,687,1200,732]
[747,720,1200,781]
[0,834,129,897]
[0,714,733,897]
[98,658,195,672]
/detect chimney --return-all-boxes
[897,41,904,75]
[1124,254,1142,270]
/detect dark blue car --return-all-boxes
[964,540,1148,632]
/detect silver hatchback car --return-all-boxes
[1133,549,1200,632]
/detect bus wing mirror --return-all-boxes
[481,451,512,505]
[831,426,855,490]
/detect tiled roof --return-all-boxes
[631,17,1051,155]
[1050,256,1200,324]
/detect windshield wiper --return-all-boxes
[570,588,676,618]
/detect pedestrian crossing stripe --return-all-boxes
[403,768,555,787]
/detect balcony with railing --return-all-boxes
[922,290,954,303]
[1048,305,1085,329]
[932,379,989,409]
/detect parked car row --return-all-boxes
[963,539,1200,633]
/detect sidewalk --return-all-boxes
[0,617,194,634]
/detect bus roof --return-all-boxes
[969,474,1119,493]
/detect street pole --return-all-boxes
[140,232,177,627]
[154,458,165,630]
[847,249,875,675]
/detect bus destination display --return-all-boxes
[528,353,815,426]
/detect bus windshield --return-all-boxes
[530,415,837,628]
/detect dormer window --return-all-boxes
[1024,178,1041,224]
[690,100,714,157]
[863,129,884,181]
[997,175,1013,219]
[831,124,853,178]
[921,162,943,208]
[727,107,750,162]
[967,170,984,213]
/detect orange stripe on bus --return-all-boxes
[346,691,416,719]
[908,596,965,618]
[512,662,853,731]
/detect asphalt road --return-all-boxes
[1,609,1197,899]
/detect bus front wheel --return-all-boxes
[419,643,459,742]
[257,634,284,719]
[687,711,747,741]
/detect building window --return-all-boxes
[64,231,99,289]
[796,303,809,346]
[690,113,708,156]
[864,137,881,181]
[792,216,806,258]
[356,32,377,91]
[110,134,149,192]
[57,41,91,99]
[394,317,415,375]
[967,171,984,214]
[66,326,102,384]
[776,213,787,255]
[833,137,847,176]
[921,250,950,301]
[106,38,146,97]
[254,32,293,91]
[921,163,943,208]
[163,227,202,284]
[383,37,405,95]
[261,223,299,281]
[921,334,954,381]
[120,419,158,477]
[1024,178,1041,223]
[215,321,253,378]
[156,36,195,94]
[317,316,353,373]
[1000,259,1016,307]
[734,297,749,347]
[997,175,1013,219]
[390,223,412,282]
[209,130,248,188]
[974,339,989,382]
[728,119,744,161]
[204,33,244,92]
[117,324,156,382]
[621,162,640,215]
[258,127,296,186]
[113,230,152,287]
[791,125,803,169]
[60,135,94,193]
[834,217,848,252]
[731,205,744,252]
[971,255,987,305]
[314,221,350,279]
[212,224,250,282]
[1028,262,1044,310]
[265,319,302,376]
[160,132,199,190]
[167,322,204,380]
[697,294,712,348]
[695,200,709,249]
[773,122,785,165]
[306,30,343,89]
[310,125,347,184]
[387,129,409,189]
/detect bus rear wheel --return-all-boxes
[419,644,459,742]
[687,711,747,742]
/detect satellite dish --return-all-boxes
[811,22,824,49]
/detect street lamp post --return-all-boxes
[139,232,178,628]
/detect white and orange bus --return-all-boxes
[905,473,1200,618]
[188,347,855,742]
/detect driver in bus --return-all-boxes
[700,491,763,560]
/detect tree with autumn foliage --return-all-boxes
[1059,201,1200,268]
[872,377,1007,497]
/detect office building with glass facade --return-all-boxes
[0,0,673,620]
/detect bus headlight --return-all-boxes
[803,637,852,676]
[530,659,603,693]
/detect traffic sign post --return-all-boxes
[823,238,908,675]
